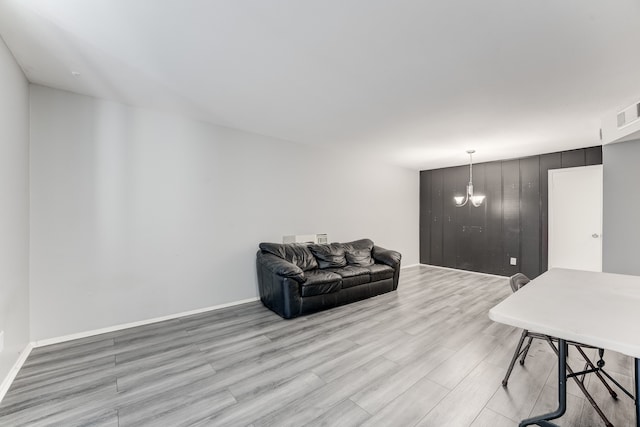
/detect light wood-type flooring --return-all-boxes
[0,265,636,426]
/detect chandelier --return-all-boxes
[454,150,485,208]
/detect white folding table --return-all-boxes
[489,268,640,427]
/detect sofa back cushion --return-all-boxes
[259,242,318,271]
[309,243,347,269]
[343,238,374,267]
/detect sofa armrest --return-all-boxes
[372,245,401,269]
[373,245,402,291]
[256,251,303,319]
[256,252,306,283]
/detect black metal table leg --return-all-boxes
[519,339,568,427]
[635,358,640,427]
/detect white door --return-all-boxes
[548,165,603,272]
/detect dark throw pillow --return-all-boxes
[345,249,374,266]
[259,242,318,271]
[343,239,374,266]
[309,243,347,269]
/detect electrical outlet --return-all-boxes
[510,257,517,266]
[0,330,4,353]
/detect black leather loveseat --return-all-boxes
[256,238,401,319]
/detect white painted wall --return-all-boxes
[603,139,640,276]
[29,85,419,341]
[0,38,30,382]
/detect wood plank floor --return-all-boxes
[0,265,635,426]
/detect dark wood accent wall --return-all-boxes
[419,146,602,278]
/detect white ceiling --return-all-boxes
[1,0,639,170]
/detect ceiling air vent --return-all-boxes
[601,97,640,144]
[617,102,640,128]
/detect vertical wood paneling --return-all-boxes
[484,162,503,275]
[468,163,487,272]
[502,160,520,276]
[539,153,562,274]
[419,171,432,264]
[442,168,458,268]
[585,146,603,166]
[454,165,472,271]
[519,156,540,278]
[429,169,444,266]
[418,146,601,277]
[561,149,586,168]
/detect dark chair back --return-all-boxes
[509,273,531,293]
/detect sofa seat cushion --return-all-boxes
[325,266,371,289]
[363,263,395,281]
[300,270,342,297]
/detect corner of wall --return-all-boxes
[0,32,31,397]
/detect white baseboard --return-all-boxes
[0,342,34,404]
[401,263,421,269]
[419,263,507,279]
[33,297,260,348]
